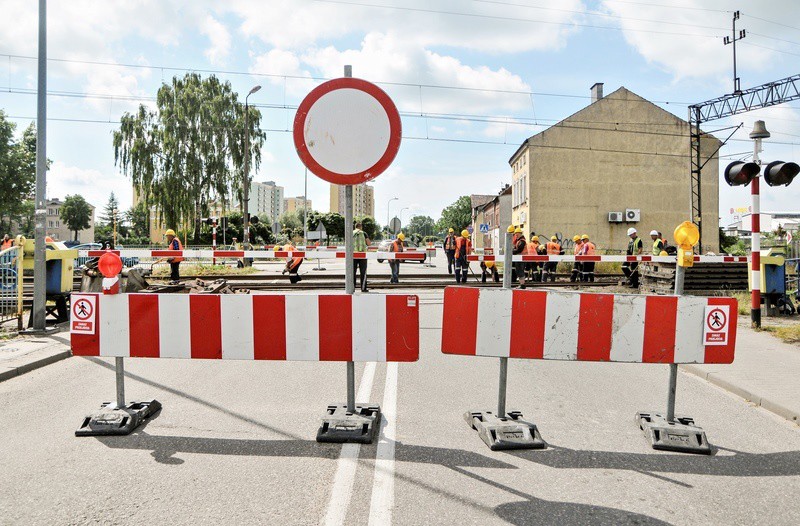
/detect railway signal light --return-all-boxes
[724,161,760,186]
[763,160,799,187]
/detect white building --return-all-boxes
[235,180,285,223]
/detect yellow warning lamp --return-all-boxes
[673,221,699,268]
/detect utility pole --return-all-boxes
[723,10,746,94]
[32,0,47,331]
[243,85,261,248]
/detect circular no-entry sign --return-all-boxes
[706,308,727,331]
[73,298,93,321]
[293,77,402,185]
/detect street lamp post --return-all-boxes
[243,85,261,247]
[386,197,398,234]
[399,207,409,233]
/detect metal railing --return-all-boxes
[0,246,24,330]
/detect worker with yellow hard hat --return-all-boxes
[282,242,304,283]
[444,227,457,275]
[389,232,405,284]
[159,228,183,283]
[579,234,596,282]
[542,235,562,282]
[511,226,528,288]
[454,229,472,283]
[570,235,583,282]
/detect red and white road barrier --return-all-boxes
[81,250,426,261]
[71,293,420,362]
[467,254,749,263]
[441,287,737,364]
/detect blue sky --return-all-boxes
[1,0,799,229]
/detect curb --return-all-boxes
[0,343,72,383]
[681,364,800,425]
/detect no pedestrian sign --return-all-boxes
[293,77,402,185]
[703,305,729,346]
[71,294,96,335]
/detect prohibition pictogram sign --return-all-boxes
[706,308,727,331]
[73,298,93,321]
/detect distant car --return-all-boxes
[73,243,139,269]
[376,239,423,263]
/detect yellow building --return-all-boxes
[285,196,312,214]
[330,183,375,218]
[509,84,721,253]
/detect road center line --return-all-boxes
[322,362,378,526]
[368,362,398,526]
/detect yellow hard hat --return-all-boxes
[572,235,580,242]
[551,236,557,241]
[397,233,405,241]
[485,261,495,268]
[448,228,454,233]
[581,234,589,240]
[165,229,176,236]
[507,225,515,233]
[659,250,668,256]
[461,229,470,237]
[514,227,523,234]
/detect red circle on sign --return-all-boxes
[73,299,93,320]
[293,77,402,185]
[706,308,727,330]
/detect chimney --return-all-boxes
[591,82,604,103]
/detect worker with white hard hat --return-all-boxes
[622,227,643,288]
[650,229,665,256]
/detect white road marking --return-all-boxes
[322,362,377,526]
[368,362,398,526]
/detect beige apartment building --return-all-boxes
[510,84,721,253]
[330,183,375,218]
[45,198,95,243]
[284,196,312,214]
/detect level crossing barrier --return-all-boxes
[441,285,737,453]
[467,254,749,263]
[79,249,426,261]
[71,291,419,440]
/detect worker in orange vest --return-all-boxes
[282,243,304,283]
[542,235,561,282]
[389,233,405,284]
[527,231,542,282]
[1,234,12,251]
[454,229,472,283]
[158,228,184,284]
[579,234,596,282]
[570,235,583,282]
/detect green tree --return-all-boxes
[437,196,472,233]
[60,195,92,241]
[113,73,266,242]
[407,215,436,238]
[0,114,39,233]
[96,192,127,243]
[126,201,150,240]
[355,216,379,241]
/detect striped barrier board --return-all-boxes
[442,287,736,364]
[71,293,419,362]
[467,255,749,263]
[81,250,426,261]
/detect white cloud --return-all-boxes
[47,162,131,210]
[200,15,232,66]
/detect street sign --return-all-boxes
[389,217,401,235]
[293,77,402,185]
[467,226,474,234]
[479,224,489,233]
[307,222,327,241]
[71,294,96,335]
[272,222,281,236]
[703,305,730,346]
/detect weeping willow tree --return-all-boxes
[113,73,265,242]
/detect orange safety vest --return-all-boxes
[528,240,540,255]
[455,237,471,258]
[546,242,560,255]
[1,239,12,250]
[573,241,583,255]
[169,237,184,263]
[391,240,404,252]
[582,242,596,256]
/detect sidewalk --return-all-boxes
[0,329,71,382]
[683,323,800,424]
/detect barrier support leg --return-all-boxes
[76,357,161,437]
[636,264,710,454]
[316,86,380,444]
[463,232,545,451]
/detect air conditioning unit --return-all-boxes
[608,212,623,223]
[625,209,641,222]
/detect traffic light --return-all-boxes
[724,161,760,186]
[763,160,799,187]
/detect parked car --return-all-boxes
[73,243,139,269]
[376,239,424,263]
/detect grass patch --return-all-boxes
[761,325,800,344]
[727,291,752,316]
[151,264,259,277]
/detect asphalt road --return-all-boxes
[1,290,799,525]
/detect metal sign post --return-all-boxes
[463,227,546,451]
[637,222,711,454]
[293,65,401,443]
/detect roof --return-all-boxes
[508,86,721,165]
[470,194,494,211]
